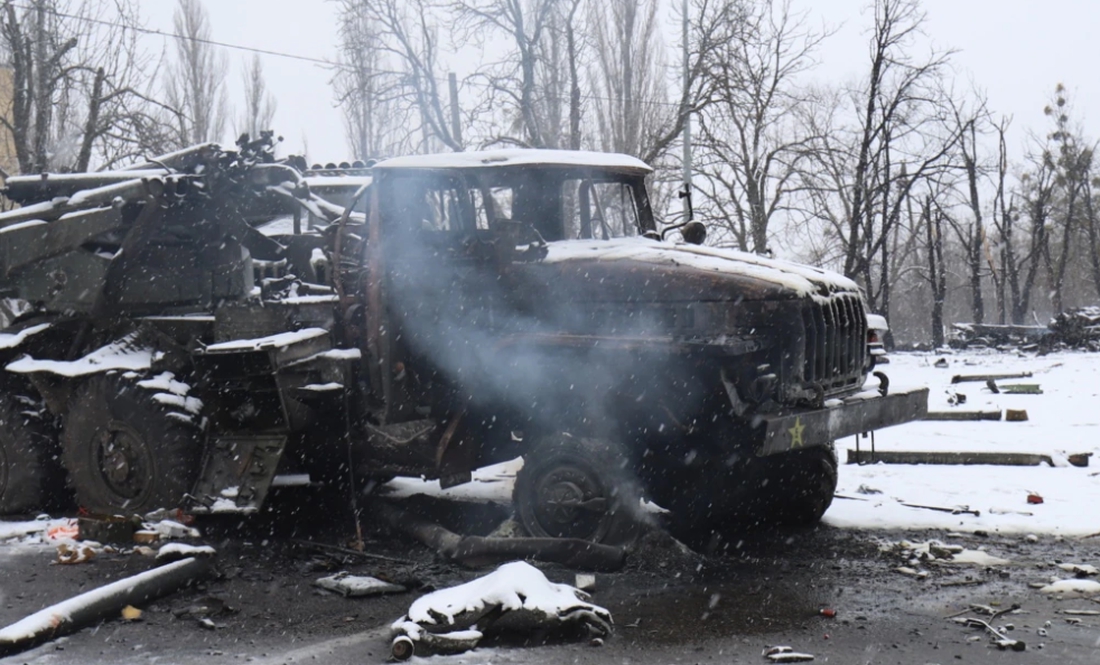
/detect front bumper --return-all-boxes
[756,385,928,456]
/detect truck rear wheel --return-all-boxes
[61,373,204,515]
[513,433,639,544]
[0,386,65,515]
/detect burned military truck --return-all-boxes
[0,140,926,542]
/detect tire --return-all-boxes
[61,373,204,515]
[763,443,838,526]
[649,443,837,545]
[0,386,65,515]
[513,433,639,544]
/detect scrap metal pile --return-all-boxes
[951,307,1100,351]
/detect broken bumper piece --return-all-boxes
[756,385,928,456]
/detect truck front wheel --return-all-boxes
[763,443,838,526]
[513,433,639,544]
[61,374,204,515]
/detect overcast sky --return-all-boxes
[138,0,1095,164]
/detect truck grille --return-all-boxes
[801,294,868,395]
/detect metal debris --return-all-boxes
[314,572,406,597]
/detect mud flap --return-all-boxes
[187,434,287,513]
[756,386,928,456]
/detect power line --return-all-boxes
[6,1,683,109]
[8,1,335,67]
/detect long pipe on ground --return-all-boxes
[0,556,212,657]
[375,501,626,572]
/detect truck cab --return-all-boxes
[350,149,926,541]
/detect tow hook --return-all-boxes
[874,371,889,396]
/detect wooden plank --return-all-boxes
[923,410,1002,421]
[845,449,1054,466]
[951,372,1032,384]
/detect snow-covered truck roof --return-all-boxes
[371,149,653,175]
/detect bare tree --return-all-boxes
[800,0,960,323]
[332,0,420,159]
[1037,85,1091,314]
[588,0,673,159]
[917,191,947,346]
[692,0,826,253]
[451,0,564,149]
[0,0,169,173]
[237,54,276,140]
[338,0,462,153]
[941,93,992,324]
[163,0,229,147]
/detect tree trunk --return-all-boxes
[75,68,105,172]
[924,197,945,348]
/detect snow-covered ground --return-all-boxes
[386,349,1100,538]
[828,349,1100,536]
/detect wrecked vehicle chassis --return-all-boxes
[0,142,926,544]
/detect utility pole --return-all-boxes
[680,0,693,222]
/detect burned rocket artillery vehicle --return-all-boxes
[0,137,926,542]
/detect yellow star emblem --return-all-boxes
[788,416,806,449]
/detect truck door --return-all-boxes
[367,170,507,419]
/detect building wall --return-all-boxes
[0,67,16,178]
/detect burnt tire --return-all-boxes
[649,443,837,546]
[513,433,639,544]
[0,387,65,515]
[61,373,204,515]
[762,443,838,526]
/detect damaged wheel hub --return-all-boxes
[95,424,150,500]
[534,467,605,537]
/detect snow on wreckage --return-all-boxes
[0,136,924,560]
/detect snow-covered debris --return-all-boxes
[201,327,328,353]
[56,543,97,564]
[138,374,203,424]
[300,382,343,392]
[0,323,50,350]
[0,517,71,543]
[7,333,159,376]
[156,543,216,562]
[883,539,1009,567]
[1039,579,1100,598]
[895,566,930,579]
[764,645,815,662]
[1056,563,1098,577]
[314,572,405,597]
[137,372,191,396]
[390,561,611,658]
[144,519,200,540]
[286,348,362,366]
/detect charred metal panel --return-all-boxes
[213,299,337,343]
[756,386,929,456]
[0,207,124,275]
[10,250,111,311]
[188,433,288,513]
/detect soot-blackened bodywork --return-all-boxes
[0,141,924,533]
[357,150,926,499]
